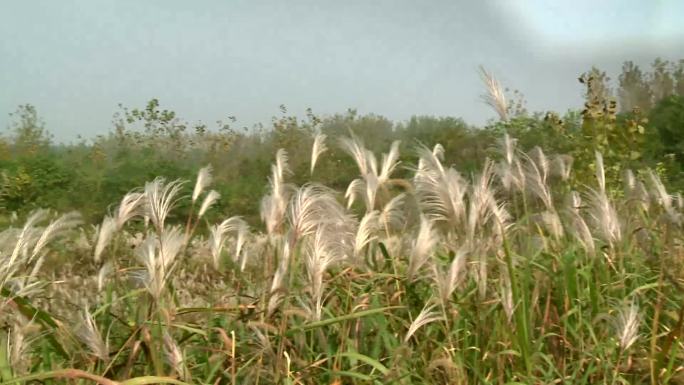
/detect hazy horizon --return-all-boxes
[2,0,683,142]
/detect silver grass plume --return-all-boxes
[304,228,343,320]
[164,332,191,382]
[310,133,328,174]
[77,307,109,362]
[198,190,220,218]
[192,165,213,203]
[414,145,467,227]
[479,66,508,121]
[379,193,406,235]
[94,216,117,263]
[647,169,681,225]
[144,178,185,233]
[261,149,292,236]
[432,248,467,306]
[208,216,248,269]
[615,299,640,351]
[354,211,380,257]
[404,302,444,342]
[408,216,439,280]
[379,140,401,183]
[134,226,185,300]
[587,153,621,247]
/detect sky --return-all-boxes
[1,0,683,142]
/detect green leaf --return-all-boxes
[339,351,389,375]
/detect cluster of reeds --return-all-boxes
[1,73,683,384]
[0,126,682,384]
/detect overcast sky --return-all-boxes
[1,0,683,142]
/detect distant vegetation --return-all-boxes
[0,59,684,384]
[1,59,683,225]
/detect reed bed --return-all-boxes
[0,126,683,385]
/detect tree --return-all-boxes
[618,61,652,113]
[649,95,684,166]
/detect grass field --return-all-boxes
[1,127,683,384]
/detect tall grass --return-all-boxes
[1,124,684,383]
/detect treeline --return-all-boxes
[1,59,684,224]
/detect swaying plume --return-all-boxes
[432,248,467,306]
[310,133,328,174]
[587,153,621,247]
[408,216,439,280]
[94,216,117,263]
[116,191,145,229]
[414,145,467,227]
[404,302,444,342]
[354,211,380,257]
[288,184,347,242]
[77,307,109,362]
[379,193,406,234]
[615,299,640,351]
[145,178,185,233]
[261,149,292,236]
[479,66,508,121]
[304,228,343,320]
[192,165,213,203]
[198,190,220,218]
[208,216,248,269]
[134,226,185,300]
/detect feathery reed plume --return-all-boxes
[586,154,621,248]
[116,191,145,229]
[479,66,508,121]
[553,154,573,181]
[355,211,380,257]
[408,216,439,280]
[192,165,213,203]
[198,190,220,218]
[5,209,48,277]
[647,169,681,224]
[432,143,445,160]
[404,302,443,342]
[467,159,509,241]
[568,211,596,257]
[496,134,526,193]
[379,140,401,183]
[268,240,291,316]
[587,189,621,248]
[97,262,113,292]
[77,307,109,362]
[288,184,346,242]
[261,149,292,236]
[145,178,185,233]
[135,227,185,300]
[1,210,73,299]
[345,178,365,209]
[31,211,81,262]
[595,151,606,193]
[94,216,117,263]
[310,133,328,174]
[164,332,191,382]
[379,193,406,235]
[414,145,467,227]
[339,135,374,176]
[540,210,564,241]
[208,216,247,269]
[501,133,517,166]
[615,300,640,351]
[432,248,467,306]
[522,148,554,211]
[304,228,342,320]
